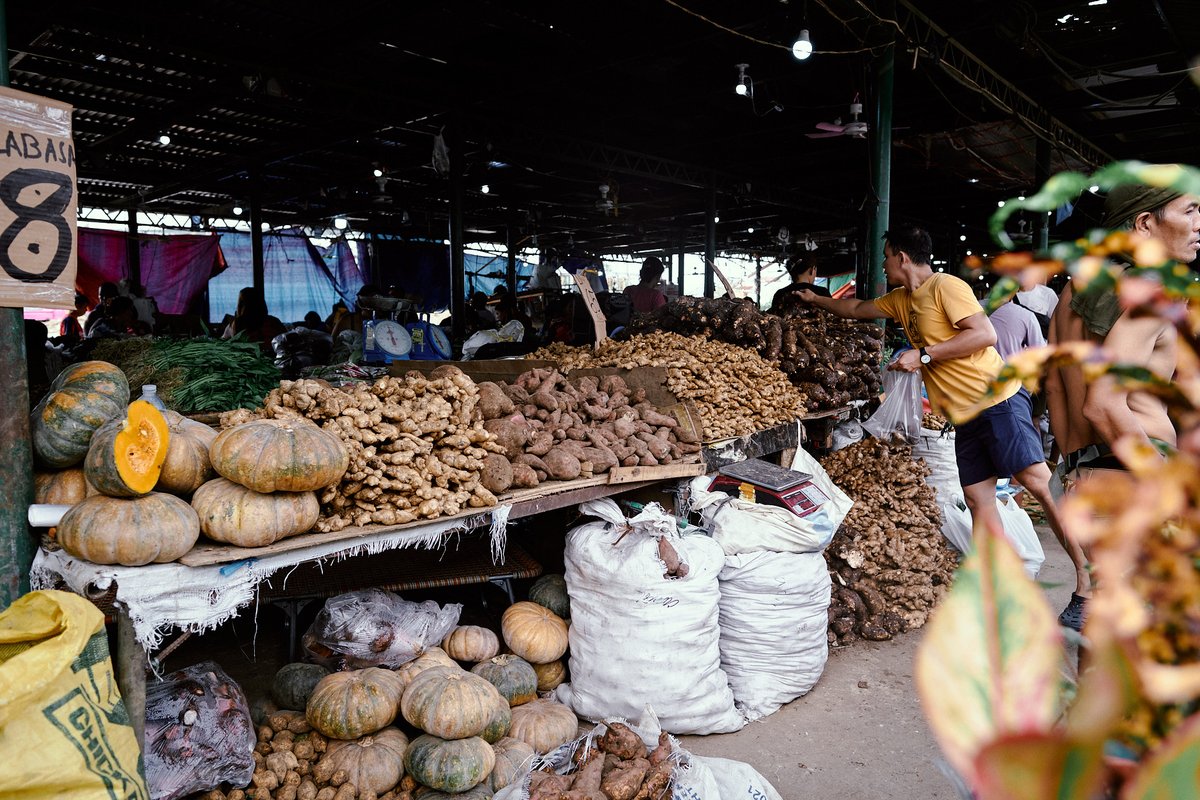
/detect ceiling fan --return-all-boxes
[806,96,870,139]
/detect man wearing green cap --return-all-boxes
[1045,176,1200,630]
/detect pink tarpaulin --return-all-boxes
[77,229,225,314]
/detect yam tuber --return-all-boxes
[598,723,647,760]
[599,757,650,800]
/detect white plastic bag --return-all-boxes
[862,367,923,444]
[912,428,1044,578]
[302,590,462,669]
[830,418,864,451]
[555,500,745,735]
[718,551,830,720]
[686,443,853,556]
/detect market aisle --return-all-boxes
[681,521,1076,800]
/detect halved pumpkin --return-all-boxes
[84,400,171,497]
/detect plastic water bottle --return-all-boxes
[141,384,168,412]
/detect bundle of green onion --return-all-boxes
[90,335,281,413]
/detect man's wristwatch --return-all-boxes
[919,347,932,365]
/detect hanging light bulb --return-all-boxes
[734,63,750,97]
[373,168,384,178]
[158,133,171,145]
[232,205,243,216]
[713,214,721,223]
[791,29,813,61]
[747,226,755,234]
[481,184,490,194]
[334,217,349,230]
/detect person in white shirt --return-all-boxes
[1015,282,1058,318]
[988,294,1046,360]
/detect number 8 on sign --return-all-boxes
[0,168,74,283]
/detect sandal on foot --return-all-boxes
[1058,593,1088,632]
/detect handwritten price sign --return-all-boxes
[0,87,76,309]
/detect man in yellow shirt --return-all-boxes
[799,224,1091,626]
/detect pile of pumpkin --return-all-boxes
[32,361,351,566]
[226,586,576,799]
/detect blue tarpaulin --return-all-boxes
[211,231,349,324]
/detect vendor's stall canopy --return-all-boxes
[7,0,1198,259]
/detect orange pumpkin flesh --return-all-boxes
[84,400,171,497]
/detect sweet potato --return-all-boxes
[659,537,690,579]
[600,758,649,800]
[543,448,583,481]
[481,453,514,494]
[527,430,555,456]
[598,723,646,760]
[484,415,531,455]
[477,382,516,419]
[510,461,540,488]
[580,446,618,473]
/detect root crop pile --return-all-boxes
[221,366,502,532]
[524,723,675,800]
[531,332,807,440]
[625,297,883,410]
[476,368,702,491]
[819,439,957,645]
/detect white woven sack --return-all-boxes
[555,499,745,735]
[718,551,831,721]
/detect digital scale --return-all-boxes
[708,457,830,519]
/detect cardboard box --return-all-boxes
[0,87,76,310]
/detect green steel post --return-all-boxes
[1035,136,1051,251]
[0,0,37,608]
[865,44,895,300]
[704,181,716,299]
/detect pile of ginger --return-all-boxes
[819,439,958,645]
[222,365,504,532]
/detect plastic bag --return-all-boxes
[0,590,149,800]
[862,367,923,444]
[831,418,864,451]
[302,589,462,669]
[554,500,745,735]
[145,660,256,800]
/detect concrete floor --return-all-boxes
[681,521,1077,800]
[162,522,1076,800]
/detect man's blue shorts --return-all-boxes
[954,388,1045,486]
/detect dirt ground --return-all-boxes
[160,521,1076,800]
[681,521,1077,800]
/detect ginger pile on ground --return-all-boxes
[531,332,807,440]
[819,439,957,645]
[221,366,503,532]
[624,297,883,411]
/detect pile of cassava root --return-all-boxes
[625,297,884,410]
[476,368,702,490]
[819,439,958,645]
[531,332,807,441]
[221,366,502,531]
[525,722,674,800]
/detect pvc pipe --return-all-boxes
[29,504,72,528]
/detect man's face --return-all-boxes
[882,244,903,284]
[1143,194,1200,264]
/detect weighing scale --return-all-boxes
[406,319,453,360]
[362,319,411,364]
[708,458,830,519]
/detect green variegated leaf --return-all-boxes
[1120,710,1200,800]
[915,525,1063,781]
[973,733,1106,800]
[1066,639,1140,740]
